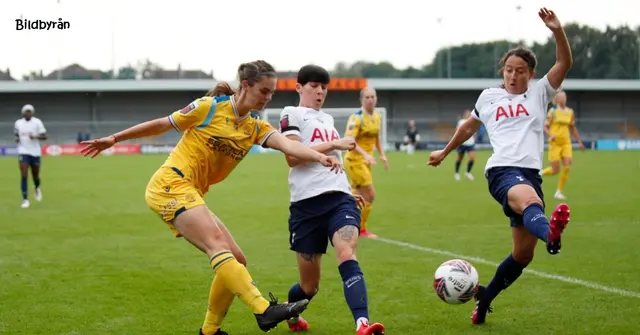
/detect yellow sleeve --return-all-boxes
[344,114,361,138]
[255,119,277,147]
[168,97,213,131]
[546,108,554,124]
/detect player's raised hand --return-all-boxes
[320,155,343,173]
[427,150,447,167]
[332,138,356,150]
[539,7,562,30]
[81,135,116,158]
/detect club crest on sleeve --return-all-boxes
[280,114,289,130]
[179,102,198,115]
[347,121,356,131]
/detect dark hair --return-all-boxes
[205,60,276,97]
[206,82,236,97]
[499,46,537,75]
[297,64,330,86]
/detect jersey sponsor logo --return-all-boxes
[495,103,529,121]
[179,101,199,115]
[310,128,340,142]
[206,136,248,161]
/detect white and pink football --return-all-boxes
[433,259,479,304]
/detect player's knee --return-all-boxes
[335,245,357,264]
[512,247,535,265]
[365,188,376,203]
[300,281,320,297]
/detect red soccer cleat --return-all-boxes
[360,230,379,239]
[286,315,310,332]
[547,203,570,255]
[356,321,385,335]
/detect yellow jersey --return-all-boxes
[344,110,382,163]
[164,95,276,195]
[547,106,574,144]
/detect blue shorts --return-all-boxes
[288,192,361,255]
[19,155,41,168]
[457,144,476,154]
[486,167,544,227]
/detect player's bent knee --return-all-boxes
[300,282,320,297]
[507,185,543,214]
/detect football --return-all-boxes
[433,259,479,304]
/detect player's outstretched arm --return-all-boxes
[265,132,342,172]
[81,117,173,158]
[427,117,482,166]
[539,7,573,89]
[283,135,354,167]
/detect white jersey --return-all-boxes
[14,117,46,157]
[279,106,352,202]
[471,75,557,171]
[457,119,476,146]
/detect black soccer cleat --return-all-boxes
[199,329,229,335]
[254,293,309,332]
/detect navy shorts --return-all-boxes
[19,155,41,168]
[486,167,544,227]
[288,192,361,255]
[457,144,476,154]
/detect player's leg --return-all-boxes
[18,155,30,208]
[346,162,377,238]
[555,146,573,199]
[286,253,322,332]
[541,144,561,176]
[31,156,42,201]
[454,148,464,181]
[329,195,384,334]
[466,149,476,181]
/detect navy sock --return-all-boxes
[522,203,550,242]
[34,177,40,189]
[20,177,28,200]
[467,160,474,173]
[288,282,315,304]
[455,160,462,173]
[479,254,527,310]
[338,260,368,324]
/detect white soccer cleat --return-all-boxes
[466,173,475,181]
[454,173,461,181]
[35,188,42,202]
[554,190,566,200]
[21,200,30,208]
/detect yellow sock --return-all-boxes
[201,274,236,335]
[210,250,270,314]
[541,167,554,176]
[360,202,372,232]
[558,166,570,192]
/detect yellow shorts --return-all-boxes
[145,167,206,237]
[345,159,373,189]
[548,142,573,161]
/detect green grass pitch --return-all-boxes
[1,150,639,334]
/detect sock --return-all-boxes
[454,160,461,173]
[478,254,527,310]
[210,250,270,314]
[558,166,570,192]
[21,177,27,200]
[287,283,315,323]
[360,202,372,232]
[201,274,236,335]
[522,203,550,242]
[541,167,554,176]
[466,160,474,173]
[338,260,369,326]
[34,177,40,189]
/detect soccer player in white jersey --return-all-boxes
[279,65,385,335]
[14,104,47,208]
[427,8,573,326]
[454,109,477,181]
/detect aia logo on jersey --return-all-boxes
[179,102,198,115]
[495,103,529,121]
[310,128,339,142]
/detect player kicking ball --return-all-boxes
[278,65,385,334]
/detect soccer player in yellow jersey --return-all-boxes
[541,90,585,200]
[80,60,343,335]
[344,87,388,239]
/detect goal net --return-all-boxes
[261,107,388,148]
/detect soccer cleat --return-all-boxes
[554,190,566,200]
[360,230,378,239]
[466,173,474,181]
[547,203,570,255]
[21,199,30,208]
[454,173,461,181]
[254,293,309,332]
[286,315,310,332]
[35,187,42,201]
[356,321,385,335]
[471,285,493,325]
[199,329,228,335]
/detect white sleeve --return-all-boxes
[534,75,558,108]
[14,120,19,135]
[470,89,489,121]
[279,107,302,137]
[37,119,47,134]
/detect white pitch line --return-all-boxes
[373,236,640,299]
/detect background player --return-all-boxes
[344,87,388,238]
[454,109,477,181]
[541,90,585,199]
[279,64,385,335]
[427,8,572,326]
[14,104,47,208]
[80,60,344,334]
[404,119,420,155]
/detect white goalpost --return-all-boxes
[262,107,388,148]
